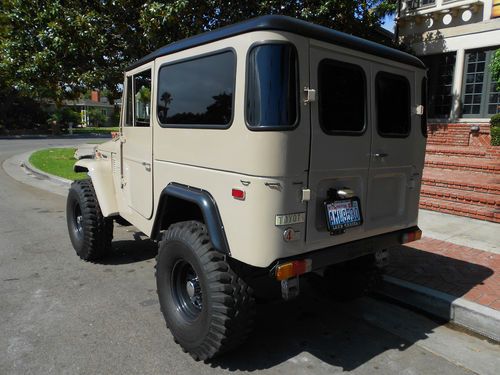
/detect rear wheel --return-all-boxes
[66,179,113,261]
[156,221,255,360]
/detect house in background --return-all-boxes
[64,90,118,127]
[398,0,499,120]
[397,0,500,223]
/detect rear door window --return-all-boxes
[318,59,366,134]
[376,72,411,137]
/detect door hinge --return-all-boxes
[301,188,311,202]
[303,87,317,105]
[414,105,424,116]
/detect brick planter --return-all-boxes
[423,122,499,223]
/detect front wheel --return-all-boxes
[156,221,255,360]
[66,179,113,261]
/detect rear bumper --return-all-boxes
[271,226,420,272]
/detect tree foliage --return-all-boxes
[0,0,397,103]
[491,49,500,91]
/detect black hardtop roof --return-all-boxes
[126,15,425,71]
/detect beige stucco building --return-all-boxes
[398,0,500,121]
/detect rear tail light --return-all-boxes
[275,259,312,281]
[401,229,422,244]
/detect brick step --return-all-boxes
[422,167,500,194]
[425,154,500,173]
[425,144,490,158]
[420,185,499,207]
[427,139,470,146]
[419,197,500,223]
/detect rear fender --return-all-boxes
[74,159,118,217]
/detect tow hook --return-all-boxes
[274,259,312,300]
[281,276,300,300]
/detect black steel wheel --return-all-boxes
[156,221,255,361]
[66,179,113,261]
[171,259,203,321]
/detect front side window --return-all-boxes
[125,76,133,127]
[134,70,151,126]
[246,43,298,129]
[318,59,365,134]
[376,72,411,137]
[157,51,235,127]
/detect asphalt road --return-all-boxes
[1,138,499,375]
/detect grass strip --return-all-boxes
[29,148,87,181]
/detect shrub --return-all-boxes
[491,127,500,147]
[491,113,500,128]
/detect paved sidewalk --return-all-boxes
[386,238,499,311]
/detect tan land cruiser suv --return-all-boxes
[66,15,427,360]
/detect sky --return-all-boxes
[381,13,396,32]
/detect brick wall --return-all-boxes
[427,123,492,148]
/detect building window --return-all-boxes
[157,51,235,127]
[376,72,411,137]
[318,59,365,134]
[462,48,500,117]
[246,43,298,129]
[419,0,435,6]
[420,53,456,118]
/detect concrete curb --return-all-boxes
[22,150,72,187]
[378,275,500,342]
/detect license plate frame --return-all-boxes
[324,197,363,233]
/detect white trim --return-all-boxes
[428,117,491,122]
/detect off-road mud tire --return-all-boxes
[156,221,255,361]
[66,179,113,261]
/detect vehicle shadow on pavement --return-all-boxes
[210,286,430,371]
[386,245,494,299]
[210,250,494,372]
[97,237,158,265]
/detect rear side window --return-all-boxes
[246,43,298,129]
[157,50,235,127]
[318,59,365,134]
[376,72,411,137]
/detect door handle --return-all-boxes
[373,153,388,158]
[142,162,151,171]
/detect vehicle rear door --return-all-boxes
[121,63,154,219]
[365,65,421,232]
[306,42,372,249]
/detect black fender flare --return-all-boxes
[151,183,230,254]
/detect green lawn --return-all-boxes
[29,148,87,181]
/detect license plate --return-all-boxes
[324,198,363,232]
